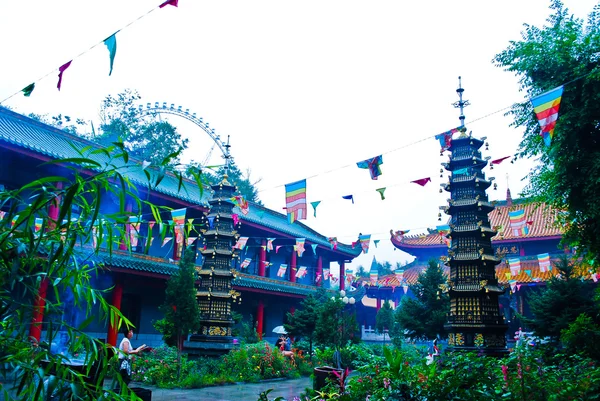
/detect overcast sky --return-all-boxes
[1,0,597,274]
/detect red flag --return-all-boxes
[159,0,178,7]
[411,177,431,187]
[491,156,511,165]
[57,61,72,91]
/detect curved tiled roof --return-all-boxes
[394,200,561,249]
[355,256,597,287]
[0,107,359,259]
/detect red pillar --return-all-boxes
[290,251,297,283]
[29,182,62,341]
[29,279,49,341]
[376,297,381,311]
[339,261,345,291]
[258,240,266,276]
[107,275,124,346]
[316,256,323,287]
[256,300,264,340]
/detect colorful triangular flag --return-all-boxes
[356,155,383,180]
[376,187,386,200]
[530,85,564,146]
[311,201,321,217]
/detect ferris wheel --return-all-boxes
[137,101,231,172]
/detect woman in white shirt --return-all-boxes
[118,328,146,387]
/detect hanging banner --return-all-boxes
[285,179,307,224]
[129,216,141,248]
[359,234,371,254]
[538,253,551,272]
[434,127,460,151]
[323,268,330,281]
[508,210,529,237]
[233,236,249,250]
[530,85,564,146]
[508,258,521,276]
[266,237,275,252]
[295,238,305,257]
[232,195,249,215]
[296,266,307,278]
[240,258,252,269]
[277,264,288,277]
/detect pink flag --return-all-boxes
[276,245,283,253]
[159,0,178,7]
[232,213,239,226]
[162,237,172,247]
[411,177,431,187]
[323,268,330,281]
[277,264,288,277]
[57,61,72,91]
[187,237,197,246]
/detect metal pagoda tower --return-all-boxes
[441,77,508,355]
[187,171,241,356]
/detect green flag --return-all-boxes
[22,83,35,97]
[376,187,386,200]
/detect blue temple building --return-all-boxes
[0,106,361,348]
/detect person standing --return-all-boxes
[117,328,146,388]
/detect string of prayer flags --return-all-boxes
[57,61,72,91]
[277,264,288,277]
[508,258,521,276]
[359,234,371,254]
[104,33,117,76]
[159,0,179,7]
[435,127,460,151]
[295,238,306,257]
[490,156,511,169]
[328,237,338,250]
[233,236,249,250]
[376,187,386,200]
[162,237,172,247]
[240,258,252,269]
[311,243,318,254]
[323,268,330,281]
[22,83,35,97]
[373,240,380,248]
[342,194,354,204]
[171,208,186,245]
[296,266,307,278]
[285,179,307,223]
[530,85,564,146]
[311,201,321,217]
[266,238,275,252]
[538,253,551,272]
[356,155,383,180]
[411,177,431,187]
[187,237,197,246]
[508,210,529,237]
[232,195,249,215]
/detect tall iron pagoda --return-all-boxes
[441,77,508,355]
[187,171,242,356]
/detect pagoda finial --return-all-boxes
[453,76,470,130]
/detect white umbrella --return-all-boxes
[272,325,287,334]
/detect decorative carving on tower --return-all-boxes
[187,174,241,355]
[442,77,507,355]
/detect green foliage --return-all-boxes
[197,159,262,204]
[522,255,596,341]
[239,319,261,345]
[394,259,449,340]
[375,300,395,342]
[156,248,201,349]
[314,297,359,349]
[561,312,600,361]
[285,292,321,356]
[493,1,600,264]
[0,143,189,400]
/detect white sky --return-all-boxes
[1,0,597,273]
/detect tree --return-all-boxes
[521,255,596,342]
[97,89,189,167]
[314,296,358,349]
[375,300,395,344]
[154,248,201,377]
[493,1,600,264]
[394,259,449,340]
[193,157,262,204]
[0,141,193,399]
[284,292,321,357]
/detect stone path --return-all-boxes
[129,377,311,401]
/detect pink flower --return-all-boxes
[383,377,391,389]
[501,365,508,382]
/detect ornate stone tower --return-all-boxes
[187,174,241,356]
[441,77,507,355]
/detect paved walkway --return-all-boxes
[128,377,311,401]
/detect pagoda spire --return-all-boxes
[453,76,470,128]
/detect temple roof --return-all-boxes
[393,200,561,249]
[0,107,359,258]
[355,256,595,287]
